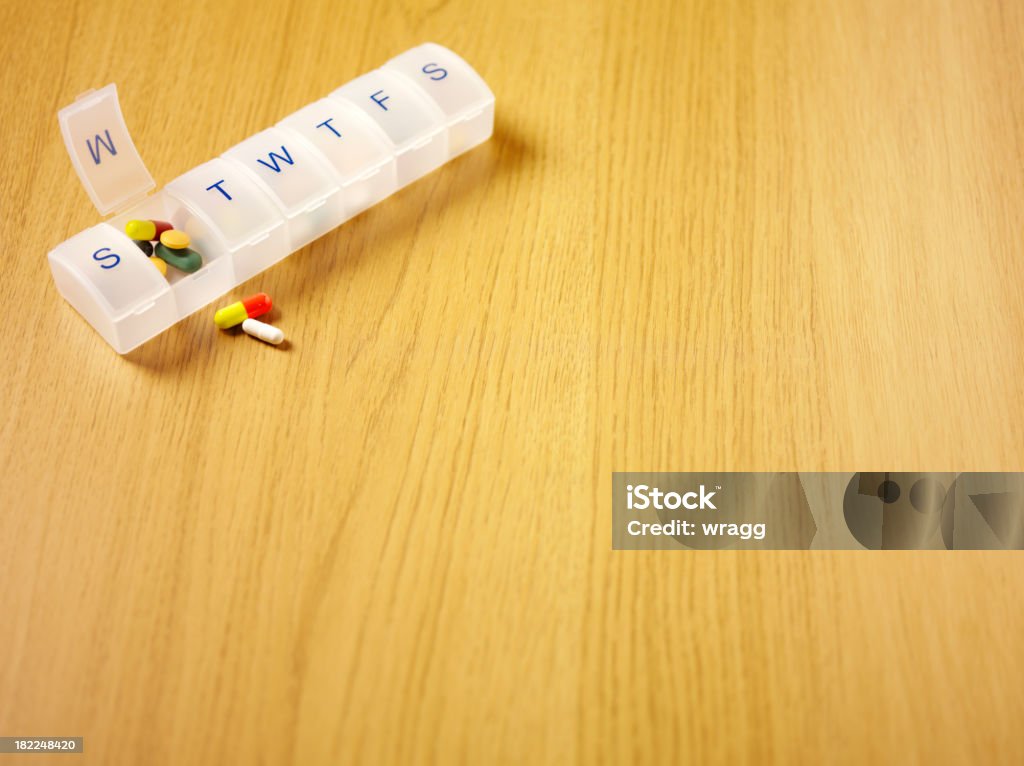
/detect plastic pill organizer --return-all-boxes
[50,43,494,353]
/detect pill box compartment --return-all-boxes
[105,190,237,318]
[164,159,289,285]
[54,181,289,352]
[48,223,178,353]
[330,70,449,186]
[277,98,399,219]
[222,127,348,251]
[384,43,495,160]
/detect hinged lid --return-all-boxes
[58,84,155,215]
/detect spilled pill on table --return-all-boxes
[242,318,285,345]
[214,293,273,329]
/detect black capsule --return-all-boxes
[133,239,154,256]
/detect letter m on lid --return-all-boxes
[86,129,117,164]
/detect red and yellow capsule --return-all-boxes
[214,293,272,329]
[125,219,174,241]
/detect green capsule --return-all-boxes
[155,242,203,273]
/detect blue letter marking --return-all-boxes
[316,118,342,138]
[256,145,295,173]
[92,246,120,269]
[205,180,232,200]
[86,130,117,165]
[370,90,390,111]
[421,63,447,80]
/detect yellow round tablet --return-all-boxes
[149,255,168,277]
[160,229,191,250]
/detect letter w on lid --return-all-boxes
[58,84,155,215]
[256,146,295,173]
[86,129,117,164]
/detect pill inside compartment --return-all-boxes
[107,190,236,318]
[163,159,289,286]
[47,223,178,353]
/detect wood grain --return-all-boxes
[1,0,1023,763]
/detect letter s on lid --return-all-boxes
[58,84,155,215]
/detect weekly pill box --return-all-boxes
[50,43,494,353]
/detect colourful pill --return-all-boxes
[159,229,190,250]
[149,255,168,277]
[154,243,203,273]
[242,318,284,345]
[125,219,173,241]
[133,239,154,256]
[214,293,272,329]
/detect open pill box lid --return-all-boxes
[58,84,155,215]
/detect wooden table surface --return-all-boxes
[2,0,1023,763]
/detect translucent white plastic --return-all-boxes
[330,70,449,185]
[106,190,238,317]
[57,84,155,215]
[49,224,176,353]
[384,43,495,158]
[48,43,495,353]
[223,128,346,250]
[277,99,397,218]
